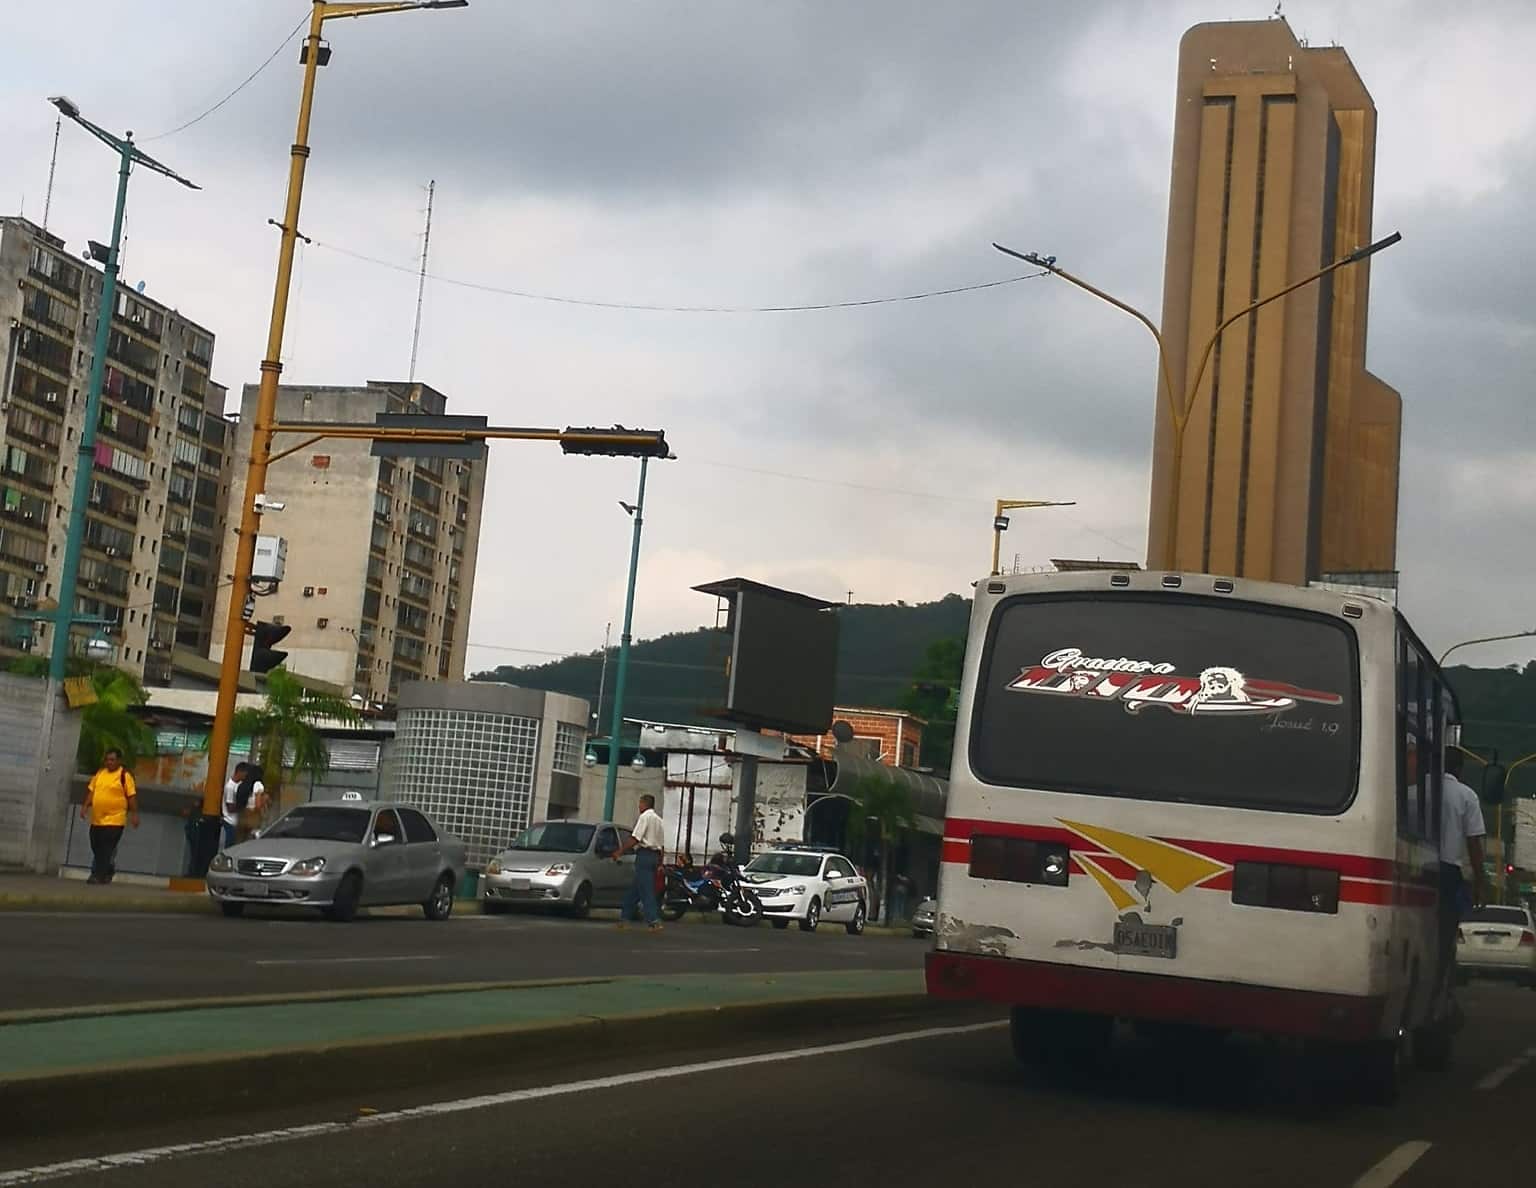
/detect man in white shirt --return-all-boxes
[1437,747,1487,1002]
[614,794,665,931]
[220,762,249,851]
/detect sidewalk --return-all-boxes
[0,969,932,1137]
[0,872,212,912]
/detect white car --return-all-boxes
[1457,904,1536,987]
[742,847,868,934]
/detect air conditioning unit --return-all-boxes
[32,563,46,574]
[86,580,99,591]
[44,392,59,404]
[105,547,119,557]
[302,586,314,597]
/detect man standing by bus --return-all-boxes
[1439,747,1488,1002]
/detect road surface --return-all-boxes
[0,908,923,1010]
[3,982,1533,1187]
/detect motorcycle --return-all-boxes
[658,864,722,922]
[714,834,763,927]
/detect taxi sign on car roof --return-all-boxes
[340,791,364,802]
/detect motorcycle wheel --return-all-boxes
[728,889,763,927]
[659,898,687,923]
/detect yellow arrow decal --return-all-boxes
[1060,819,1228,892]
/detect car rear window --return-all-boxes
[970,593,1360,814]
[1467,907,1528,926]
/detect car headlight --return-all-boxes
[486,859,503,876]
[545,863,573,877]
[289,857,327,878]
[790,885,807,895]
[209,852,233,873]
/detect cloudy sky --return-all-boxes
[3,1,1533,674]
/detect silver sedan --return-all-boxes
[207,798,465,922]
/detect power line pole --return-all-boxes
[408,178,434,381]
[594,621,611,733]
[42,115,60,232]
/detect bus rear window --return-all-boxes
[970,594,1359,814]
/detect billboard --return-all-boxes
[1515,800,1536,870]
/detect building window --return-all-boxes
[394,707,541,867]
[552,722,585,776]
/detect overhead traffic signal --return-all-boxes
[250,621,291,675]
[560,426,670,458]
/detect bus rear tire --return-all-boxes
[1355,1034,1406,1106]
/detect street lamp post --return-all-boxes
[1438,630,1536,669]
[200,1,470,841]
[990,498,1075,576]
[44,97,197,680]
[994,232,1401,571]
[603,457,652,822]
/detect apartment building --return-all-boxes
[0,216,232,682]
[210,381,486,703]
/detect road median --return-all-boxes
[0,970,939,1140]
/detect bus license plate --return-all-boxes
[1115,921,1177,959]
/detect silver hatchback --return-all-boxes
[482,820,636,918]
[207,798,465,923]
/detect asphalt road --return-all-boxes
[4,982,1534,1188]
[0,908,924,1011]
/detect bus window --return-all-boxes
[969,594,1359,814]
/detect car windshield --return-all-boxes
[747,853,823,877]
[510,822,596,854]
[262,806,370,844]
[1467,906,1528,926]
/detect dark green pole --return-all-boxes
[602,456,648,821]
[50,136,132,679]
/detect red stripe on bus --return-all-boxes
[1158,837,1398,882]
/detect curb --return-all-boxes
[0,990,941,1141]
[0,892,214,914]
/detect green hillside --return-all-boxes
[472,593,972,727]
[1449,662,1536,797]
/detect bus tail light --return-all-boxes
[970,834,1071,888]
[1231,862,1340,915]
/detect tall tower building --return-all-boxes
[1148,20,1401,584]
[0,216,232,682]
[210,381,487,703]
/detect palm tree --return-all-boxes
[231,668,362,808]
[843,772,917,925]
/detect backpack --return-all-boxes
[234,770,261,812]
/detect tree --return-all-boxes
[844,772,917,925]
[4,656,157,773]
[899,636,965,776]
[230,668,362,806]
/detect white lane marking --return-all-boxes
[1475,1044,1536,1090]
[1350,1141,1432,1188]
[250,955,442,966]
[0,1021,1003,1185]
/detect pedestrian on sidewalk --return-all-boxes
[80,749,139,884]
[613,793,665,931]
[221,762,249,851]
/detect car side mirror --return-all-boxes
[825,871,840,880]
[373,833,397,848]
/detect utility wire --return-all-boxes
[142,11,310,142]
[310,237,1050,313]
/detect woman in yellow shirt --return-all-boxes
[80,748,139,884]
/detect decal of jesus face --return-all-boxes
[1192,666,1246,706]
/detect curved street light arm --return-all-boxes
[1439,629,1536,668]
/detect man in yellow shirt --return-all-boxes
[80,748,139,884]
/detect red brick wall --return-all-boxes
[786,709,925,769]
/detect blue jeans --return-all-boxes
[222,822,237,850]
[622,850,660,925]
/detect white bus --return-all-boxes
[927,569,1458,1101]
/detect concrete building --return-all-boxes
[0,216,232,683]
[392,682,590,867]
[210,381,487,702]
[1148,21,1400,584]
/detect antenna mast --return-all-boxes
[408,179,435,382]
[42,115,61,231]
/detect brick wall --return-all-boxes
[787,708,925,770]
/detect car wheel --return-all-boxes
[798,897,821,933]
[220,901,245,919]
[845,899,866,936]
[771,918,790,930]
[422,874,455,921]
[324,872,363,922]
[568,882,594,920]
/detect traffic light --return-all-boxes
[560,426,670,458]
[250,621,290,674]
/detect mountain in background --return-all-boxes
[472,593,972,728]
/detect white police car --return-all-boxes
[741,846,868,934]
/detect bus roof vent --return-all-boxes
[1109,573,1131,587]
[985,580,1007,594]
[1213,578,1235,594]
[1161,574,1183,589]
[1342,603,1365,619]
